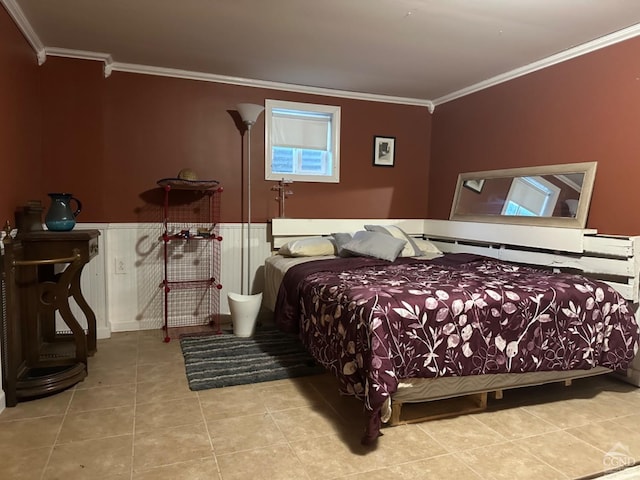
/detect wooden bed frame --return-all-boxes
[269,218,640,424]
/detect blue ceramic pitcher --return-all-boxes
[45,193,82,231]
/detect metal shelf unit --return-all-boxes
[159,181,223,342]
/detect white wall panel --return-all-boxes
[54,226,110,339]
[78,222,272,333]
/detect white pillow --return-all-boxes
[279,237,336,257]
[413,237,442,255]
[341,230,406,262]
[364,224,421,257]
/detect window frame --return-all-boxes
[501,176,561,217]
[265,99,341,183]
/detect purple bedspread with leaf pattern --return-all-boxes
[274,254,639,442]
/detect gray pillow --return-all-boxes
[341,230,406,261]
[364,224,422,257]
[331,232,354,257]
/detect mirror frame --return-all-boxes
[449,162,598,228]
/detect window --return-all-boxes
[265,99,340,183]
[502,176,560,217]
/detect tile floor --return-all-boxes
[1,327,640,480]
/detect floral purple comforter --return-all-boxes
[274,254,639,443]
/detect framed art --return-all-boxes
[463,178,485,193]
[373,136,395,167]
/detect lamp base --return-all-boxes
[227,292,263,337]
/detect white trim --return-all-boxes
[433,23,640,107]
[4,0,638,111]
[271,218,426,239]
[0,0,45,64]
[45,47,113,77]
[423,219,593,254]
[554,174,582,192]
[45,47,112,63]
[109,62,435,110]
[85,222,156,229]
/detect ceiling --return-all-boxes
[6,0,640,107]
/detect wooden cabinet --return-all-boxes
[1,229,100,406]
[158,180,223,341]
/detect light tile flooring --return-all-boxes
[1,328,640,480]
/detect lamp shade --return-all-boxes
[237,103,265,125]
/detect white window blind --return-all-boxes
[503,176,560,216]
[271,112,330,150]
[510,178,549,214]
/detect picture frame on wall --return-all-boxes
[373,136,395,167]
[463,178,485,193]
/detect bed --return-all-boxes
[267,218,640,444]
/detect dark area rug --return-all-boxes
[180,327,326,391]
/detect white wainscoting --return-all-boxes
[66,226,110,339]
[77,222,272,334]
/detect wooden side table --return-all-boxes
[1,229,100,405]
[18,230,100,354]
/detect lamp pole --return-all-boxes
[245,121,253,295]
[236,103,264,296]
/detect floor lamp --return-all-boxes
[227,102,264,337]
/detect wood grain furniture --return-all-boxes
[1,228,100,406]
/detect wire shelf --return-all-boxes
[160,185,223,339]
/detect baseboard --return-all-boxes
[0,390,5,413]
[110,321,156,332]
[97,326,111,339]
[110,315,234,333]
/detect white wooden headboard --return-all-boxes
[270,218,640,304]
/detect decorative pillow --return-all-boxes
[278,236,336,257]
[364,224,421,257]
[331,232,354,257]
[413,237,442,255]
[341,230,406,262]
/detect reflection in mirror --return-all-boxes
[450,162,597,228]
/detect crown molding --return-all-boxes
[4,0,637,113]
[432,23,640,107]
[45,47,114,77]
[1,0,45,64]
[109,62,435,110]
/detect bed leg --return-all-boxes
[493,389,503,400]
[390,402,403,426]
[564,379,572,387]
[473,392,488,409]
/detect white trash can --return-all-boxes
[227,292,263,337]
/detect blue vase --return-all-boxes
[45,193,82,231]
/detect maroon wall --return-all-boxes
[0,6,42,226]
[43,64,432,224]
[1,5,431,225]
[430,36,640,235]
[40,57,105,220]
[102,72,431,222]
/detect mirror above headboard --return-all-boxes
[450,162,597,228]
